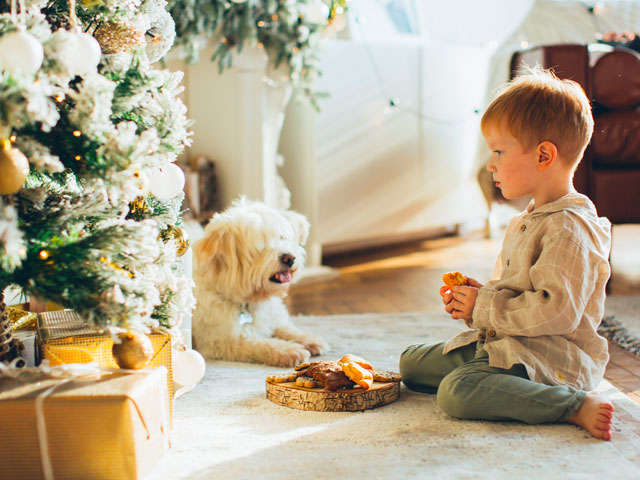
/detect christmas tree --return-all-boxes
[168,0,347,107]
[0,0,194,363]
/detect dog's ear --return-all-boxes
[283,210,310,245]
[193,228,235,271]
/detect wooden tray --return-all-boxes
[266,380,401,412]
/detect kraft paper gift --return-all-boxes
[0,364,170,480]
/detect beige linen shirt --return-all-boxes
[444,192,611,391]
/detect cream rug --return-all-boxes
[600,295,640,355]
[148,311,640,479]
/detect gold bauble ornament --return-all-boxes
[158,224,190,257]
[94,22,145,54]
[112,330,154,369]
[0,139,29,195]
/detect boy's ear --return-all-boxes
[536,141,558,171]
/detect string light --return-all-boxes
[257,42,264,49]
[221,37,228,44]
[55,94,64,102]
[74,155,81,161]
[39,250,49,260]
[72,130,81,137]
[271,14,278,21]
[257,21,265,27]
[9,135,16,142]
[354,20,481,125]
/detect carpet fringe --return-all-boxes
[598,315,640,356]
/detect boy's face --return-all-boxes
[483,127,539,200]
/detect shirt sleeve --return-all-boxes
[471,233,596,337]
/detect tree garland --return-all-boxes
[168,0,347,107]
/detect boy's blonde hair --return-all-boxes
[481,67,594,167]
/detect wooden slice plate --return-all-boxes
[266,380,401,412]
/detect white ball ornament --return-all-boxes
[149,163,185,200]
[305,0,330,24]
[65,31,102,76]
[173,348,206,386]
[0,30,44,75]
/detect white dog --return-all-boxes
[192,198,328,367]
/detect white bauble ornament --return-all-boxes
[297,25,310,42]
[65,32,102,76]
[173,348,206,386]
[0,30,44,75]
[149,163,185,200]
[0,140,30,195]
[305,0,329,24]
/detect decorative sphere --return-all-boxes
[0,30,44,75]
[158,224,191,257]
[305,0,330,24]
[112,331,154,369]
[64,32,102,76]
[149,163,185,200]
[0,142,30,195]
[173,348,206,386]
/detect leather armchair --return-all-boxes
[510,43,640,224]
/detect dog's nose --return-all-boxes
[281,254,295,268]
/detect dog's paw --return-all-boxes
[273,344,311,368]
[304,338,329,356]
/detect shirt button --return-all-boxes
[520,224,527,232]
[488,329,497,337]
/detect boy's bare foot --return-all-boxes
[567,394,614,440]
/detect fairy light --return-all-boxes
[257,21,265,27]
[55,94,64,102]
[39,250,49,260]
[74,155,81,161]
[221,37,228,44]
[72,130,81,137]
[271,14,278,21]
[257,42,264,49]
[18,248,26,256]
[9,135,16,142]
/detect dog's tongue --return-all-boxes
[276,270,292,283]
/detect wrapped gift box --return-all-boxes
[0,366,170,480]
[36,310,175,414]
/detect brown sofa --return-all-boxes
[510,43,640,224]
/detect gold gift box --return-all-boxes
[0,367,170,480]
[36,310,175,415]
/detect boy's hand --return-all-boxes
[440,277,483,320]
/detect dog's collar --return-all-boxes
[238,304,253,326]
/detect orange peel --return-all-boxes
[341,361,374,390]
[338,354,373,370]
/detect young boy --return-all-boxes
[399,68,614,440]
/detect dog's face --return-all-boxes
[193,198,310,303]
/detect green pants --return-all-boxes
[399,341,586,424]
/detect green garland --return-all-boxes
[169,0,346,107]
